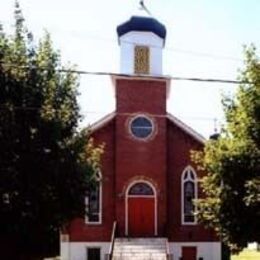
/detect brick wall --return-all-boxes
[166,120,218,242]
[115,78,167,236]
[67,77,218,243]
[68,119,116,242]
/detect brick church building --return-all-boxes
[61,13,221,260]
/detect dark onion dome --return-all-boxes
[117,16,167,40]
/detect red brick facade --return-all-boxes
[67,76,218,243]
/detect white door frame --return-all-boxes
[125,180,158,236]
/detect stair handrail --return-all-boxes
[165,238,173,260]
[108,221,117,260]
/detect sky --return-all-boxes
[0,0,259,138]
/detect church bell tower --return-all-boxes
[113,13,170,237]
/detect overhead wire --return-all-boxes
[117,39,243,62]
[0,20,243,62]
[0,61,251,84]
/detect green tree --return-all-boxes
[193,46,260,252]
[0,2,102,259]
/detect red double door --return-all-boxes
[128,197,155,237]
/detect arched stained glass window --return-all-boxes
[86,181,102,224]
[182,167,197,224]
[129,182,154,196]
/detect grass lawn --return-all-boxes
[231,249,260,260]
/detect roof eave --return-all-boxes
[89,112,116,133]
[167,113,206,144]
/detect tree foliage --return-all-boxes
[0,2,102,258]
[192,45,260,252]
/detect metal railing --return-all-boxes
[166,238,174,260]
[105,221,117,260]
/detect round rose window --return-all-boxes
[130,116,154,139]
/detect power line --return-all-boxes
[0,62,250,84]
[97,36,242,61]
[0,20,243,62]
[64,35,243,62]
[165,47,242,62]
[117,39,242,62]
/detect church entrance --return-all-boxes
[126,181,156,237]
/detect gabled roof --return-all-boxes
[89,111,206,144]
[89,112,115,133]
[167,113,206,144]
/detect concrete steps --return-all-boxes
[112,238,167,260]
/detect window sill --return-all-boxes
[85,220,102,226]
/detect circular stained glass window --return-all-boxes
[130,116,153,139]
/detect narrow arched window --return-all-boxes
[182,166,197,224]
[85,173,102,224]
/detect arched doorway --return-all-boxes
[125,181,157,237]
